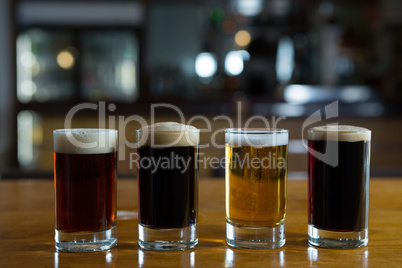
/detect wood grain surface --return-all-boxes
[0,178,401,267]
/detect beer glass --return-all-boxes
[308,125,371,248]
[54,129,118,252]
[136,122,200,251]
[225,128,288,249]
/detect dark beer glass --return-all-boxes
[54,129,117,252]
[136,122,200,251]
[225,129,288,249]
[308,125,371,248]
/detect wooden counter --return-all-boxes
[0,178,401,267]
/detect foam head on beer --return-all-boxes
[54,129,118,154]
[137,122,200,147]
[308,125,371,142]
[225,129,288,147]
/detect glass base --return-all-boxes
[308,225,368,249]
[138,224,198,251]
[55,226,117,252]
[226,221,285,249]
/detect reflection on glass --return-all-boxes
[54,252,59,268]
[224,248,285,267]
[81,31,139,102]
[54,249,115,267]
[363,249,369,267]
[308,246,319,263]
[105,251,113,263]
[224,248,234,267]
[138,249,195,267]
[279,250,285,267]
[190,251,195,267]
[138,249,144,267]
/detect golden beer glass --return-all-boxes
[225,129,288,249]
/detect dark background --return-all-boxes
[0,0,401,178]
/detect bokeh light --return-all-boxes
[235,30,251,47]
[222,19,237,34]
[225,51,248,76]
[195,52,217,78]
[236,0,263,16]
[20,51,36,68]
[57,50,75,69]
[210,6,225,22]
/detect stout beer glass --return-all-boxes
[225,129,288,249]
[308,125,371,248]
[54,129,117,252]
[137,122,200,251]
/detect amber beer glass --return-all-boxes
[225,129,288,249]
[137,122,200,251]
[308,125,371,248]
[53,129,117,252]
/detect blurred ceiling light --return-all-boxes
[20,80,37,98]
[195,52,217,78]
[284,85,373,104]
[18,82,34,103]
[284,85,315,104]
[17,111,34,167]
[17,35,33,103]
[236,0,263,16]
[235,30,251,47]
[57,50,75,69]
[340,87,371,103]
[20,51,36,68]
[225,50,249,76]
[117,59,136,93]
[276,36,295,84]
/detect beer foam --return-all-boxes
[308,125,371,142]
[138,122,200,147]
[225,129,288,147]
[54,129,117,154]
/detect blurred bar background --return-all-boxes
[0,0,402,179]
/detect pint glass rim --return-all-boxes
[225,128,288,135]
[53,128,118,134]
[136,124,200,148]
[307,125,371,134]
[136,128,200,134]
[307,125,371,142]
